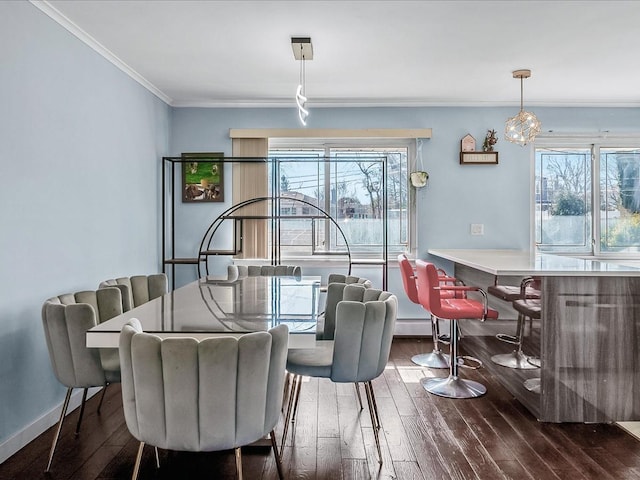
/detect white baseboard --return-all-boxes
[0,387,101,465]
[394,318,433,336]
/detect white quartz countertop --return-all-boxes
[428,249,640,276]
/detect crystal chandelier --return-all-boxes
[505,69,541,146]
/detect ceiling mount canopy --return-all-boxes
[292,37,313,126]
[505,69,541,146]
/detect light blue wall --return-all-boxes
[168,106,640,304]
[3,0,640,456]
[0,2,169,447]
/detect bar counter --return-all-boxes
[428,249,640,423]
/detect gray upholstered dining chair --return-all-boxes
[327,273,373,288]
[41,287,124,472]
[282,285,397,463]
[119,319,288,480]
[99,273,168,312]
[282,280,374,409]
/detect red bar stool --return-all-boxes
[490,278,541,369]
[415,260,498,399]
[398,254,458,369]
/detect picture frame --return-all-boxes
[182,152,224,202]
[460,151,499,165]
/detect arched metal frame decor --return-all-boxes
[196,196,353,279]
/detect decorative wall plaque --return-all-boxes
[461,134,476,152]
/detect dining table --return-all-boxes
[86,275,323,349]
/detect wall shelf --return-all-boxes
[460,151,499,165]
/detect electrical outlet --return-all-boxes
[471,223,484,235]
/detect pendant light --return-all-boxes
[505,69,541,146]
[291,37,313,126]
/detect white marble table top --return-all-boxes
[428,249,640,277]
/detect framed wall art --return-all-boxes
[181,152,224,202]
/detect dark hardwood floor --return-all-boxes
[2,338,639,480]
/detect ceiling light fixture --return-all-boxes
[291,37,312,126]
[505,69,541,146]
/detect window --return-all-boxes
[535,138,640,255]
[269,141,413,258]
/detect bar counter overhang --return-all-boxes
[428,249,640,423]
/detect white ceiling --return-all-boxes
[37,0,640,108]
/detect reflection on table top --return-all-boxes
[87,276,323,348]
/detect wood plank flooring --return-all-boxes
[2,338,639,480]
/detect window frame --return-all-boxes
[533,134,640,258]
[269,138,417,257]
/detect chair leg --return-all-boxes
[291,374,303,424]
[45,387,73,472]
[421,319,487,399]
[97,383,108,414]
[354,382,364,410]
[366,381,381,431]
[154,446,160,469]
[282,372,291,413]
[270,430,285,480]
[235,447,243,480]
[281,374,301,451]
[411,315,450,369]
[131,441,145,480]
[364,382,383,464]
[75,388,89,435]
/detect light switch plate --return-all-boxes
[471,223,484,235]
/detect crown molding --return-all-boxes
[30,0,172,105]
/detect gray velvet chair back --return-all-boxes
[330,290,397,383]
[228,264,301,281]
[99,273,168,311]
[327,273,373,288]
[42,287,123,386]
[119,320,289,452]
[319,282,380,340]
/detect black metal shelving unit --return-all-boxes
[162,156,388,290]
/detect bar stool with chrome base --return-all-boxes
[398,254,458,369]
[415,260,499,399]
[491,277,541,369]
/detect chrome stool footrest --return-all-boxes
[495,333,519,345]
[437,333,451,345]
[457,355,482,370]
[527,356,541,368]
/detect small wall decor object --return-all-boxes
[461,134,476,152]
[182,152,224,202]
[460,133,498,164]
[482,129,498,152]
